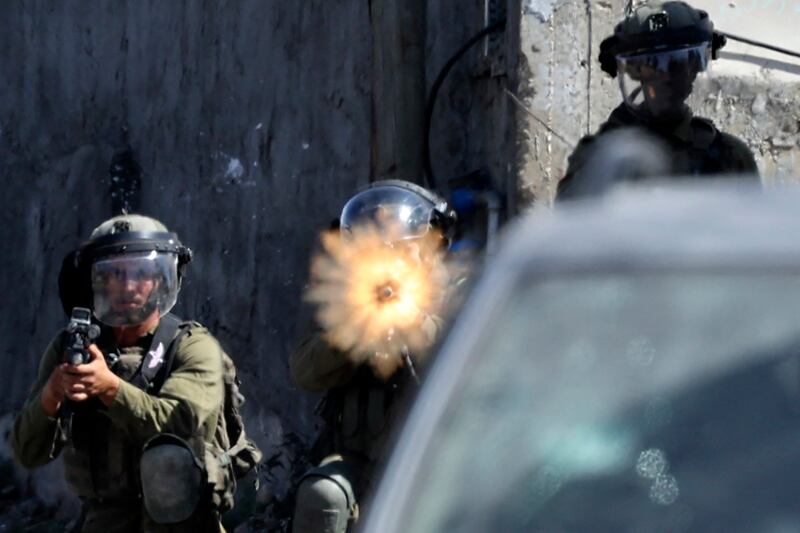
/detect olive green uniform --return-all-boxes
[10,321,225,533]
[557,104,759,200]
[290,316,440,532]
[291,334,412,466]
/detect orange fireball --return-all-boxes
[306,222,450,362]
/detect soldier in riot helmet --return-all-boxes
[290,180,456,533]
[557,0,758,200]
[10,214,259,532]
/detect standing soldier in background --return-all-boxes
[290,180,456,533]
[10,215,259,532]
[557,0,759,200]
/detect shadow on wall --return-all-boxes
[718,51,800,76]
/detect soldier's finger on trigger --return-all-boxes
[87,344,104,360]
[63,375,84,391]
[63,376,82,389]
[65,364,95,376]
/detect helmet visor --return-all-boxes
[340,186,436,241]
[91,251,179,327]
[617,43,711,121]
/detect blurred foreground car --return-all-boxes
[362,183,800,533]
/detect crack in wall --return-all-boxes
[546,17,555,187]
[585,0,593,135]
[523,0,568,22]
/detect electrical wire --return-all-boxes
[720,32,800,61]
[504,89,576,148]
[421,20,798,191]
[424,19,506,190]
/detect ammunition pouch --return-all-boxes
[140,434,203,524]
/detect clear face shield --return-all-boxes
[340,186,437,243]
[617,42,711,123]
[91,251,180,327]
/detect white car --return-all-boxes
[362,183,800,533]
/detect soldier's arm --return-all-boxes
[10,334,68,468]
[718,132,760,178]
[289,331,358,392]
[556,136,596,201]
[735,142,759,177]
[105,328,224,442]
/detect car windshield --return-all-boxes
[397,273,800,533]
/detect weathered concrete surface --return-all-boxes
[692,0,800,182]
[701,0,800,82]
[0,0,371,528]
[516,0,593,205]
[0,0,519,529]
[426,0,520,211]
[370,0,427,182]
[515,0,800,205]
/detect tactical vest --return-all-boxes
[315,363,416,464]
[594,105,754,176]
[558,104,758,200]
[61,317,261,511]
[62,339,157,500]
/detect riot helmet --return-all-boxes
[62,215,192,327]
[599,1,726,124]
[340,180,456,246]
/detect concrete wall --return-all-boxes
[515,0,800,204]
[0,0,517,528]
[427,0,519,208]
[0,1,374,525]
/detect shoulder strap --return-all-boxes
[132,313,183,392]
[687,118,721,174]
[689,117,717,150]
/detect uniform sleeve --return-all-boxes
[105,328,224,443]
[288,331,358,392]
[556,135,597,201]
[10,333,67,468]
[730,134,759,177]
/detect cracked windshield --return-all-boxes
[401,273,800,533]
